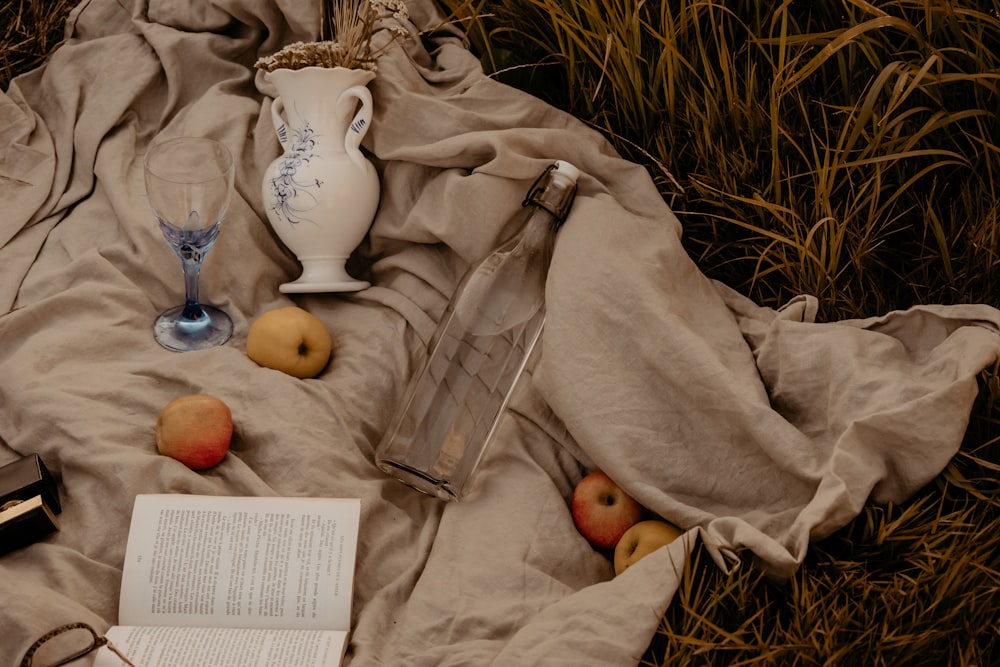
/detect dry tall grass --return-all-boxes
[0,0,76,90]
[444,0,1000,322]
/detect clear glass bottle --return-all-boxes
[375,161,581,501]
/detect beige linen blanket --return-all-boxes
[3,0,1000,664]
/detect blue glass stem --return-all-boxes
[178,246,207,321]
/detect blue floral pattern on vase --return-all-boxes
[268,122,323,225]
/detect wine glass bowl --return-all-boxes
[144,137,235,352]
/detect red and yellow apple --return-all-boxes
[246,306,332,379]
[155,394,233,470]
[613,519,684,575]
[571,470,644,550]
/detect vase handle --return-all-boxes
[270,96,290,149]
[336,85,373,168]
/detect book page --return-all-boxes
[118,495,360,631]
[92,626,348,667]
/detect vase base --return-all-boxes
[279,278,371,294]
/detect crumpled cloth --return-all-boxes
[1,1,998,665]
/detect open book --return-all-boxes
[94,494,361,667]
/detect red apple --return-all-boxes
[155,394,233,470]
[571,470,644,550]
[613,519,684,575]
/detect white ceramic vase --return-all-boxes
[262,66,380,293]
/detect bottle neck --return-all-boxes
[522,166,578,224]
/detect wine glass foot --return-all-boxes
[153,304,233,352]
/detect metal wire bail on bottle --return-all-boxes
[522,163,578,224]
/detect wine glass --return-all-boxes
[144,137,235,352]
